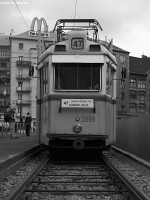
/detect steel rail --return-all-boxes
[5,156,50,200]
[0,145,43,182]
[102,154,150,200]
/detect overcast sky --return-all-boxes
[0,0,150,57]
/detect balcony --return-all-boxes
[16,100,31,105]
[0,55,10,60]
[16,87,31,92]
[16,74,31,80]
[16,61,31,67]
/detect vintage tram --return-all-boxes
[36,19,117,150]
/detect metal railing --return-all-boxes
[0,122,35,137]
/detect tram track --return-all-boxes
[1,149,150,200]
[16,150,147,200]
[0,145,49,200]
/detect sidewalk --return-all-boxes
[0,133,39,162]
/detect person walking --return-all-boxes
[5,107,18,138]
[25,112,32,136]
[0,121,2,135]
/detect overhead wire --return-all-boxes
[13,0,29,31]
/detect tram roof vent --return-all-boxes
[55,44,66,51]
[89,44,101,52]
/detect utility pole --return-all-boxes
[30,17,48,141]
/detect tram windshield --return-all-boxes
[55,63,101,90]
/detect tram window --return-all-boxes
[55,63,77,90]
[41,62,49,96]
[106,62,114,96]
[55,63,100,90]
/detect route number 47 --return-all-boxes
[71,38,84,49]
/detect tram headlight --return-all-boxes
[73,123,82,133]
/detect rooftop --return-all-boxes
[129,56,150,74]
[0,35,10,46]
[10,30,56,41]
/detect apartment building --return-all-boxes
[10,31,38,123]
[129,56,150,114]
[113,45,130,114]
[9,17,56,124]
[0,35,11,119]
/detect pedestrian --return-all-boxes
[25,112,32,136]
[0,121,2,135]
[33,122,36,133]
[5,107,18,139]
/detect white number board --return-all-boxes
[61,99,94,108]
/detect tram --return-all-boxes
[36,19,117,150]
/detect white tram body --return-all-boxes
[37,19,117,150]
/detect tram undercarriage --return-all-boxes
[47,133,108,150]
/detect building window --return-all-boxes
[18,69,23,77]
[1,63,6,69]
[137,80,146,89]
[121,92,125,100]
[18,81,23,87]
[130,103,137,113]
[19,43,24,50]
[138,104,146,113]
[130,78,136,88]
[18,107,22,113]
[121,105,125,113]
[121,80,125,88]
[138,91,146,101]
[1,51,7,56]
[130,90,137,100]
[18,94,22,100]
[19,56,23,61]
[120,55,125,64]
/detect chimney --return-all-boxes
[142,53,147,58]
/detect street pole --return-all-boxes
[3,89,7,117]
[20,102,22,135]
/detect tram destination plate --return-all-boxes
[61,99,94,108]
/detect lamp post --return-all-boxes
[3,89,7,117]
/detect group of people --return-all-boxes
[0,121,9,135]
[4,107,32,139]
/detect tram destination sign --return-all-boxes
[61,99,94,108]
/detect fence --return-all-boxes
[0,122,35,137]
[115,114,150,159]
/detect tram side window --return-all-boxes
[41,63,49,96]
[106,62,114,96]
[55,63,100,90]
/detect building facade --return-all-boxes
[113,45,130,114]
[0,35,11,120]
[10,32,38,123]
[10,18,55,124]
[129,56,150,114]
